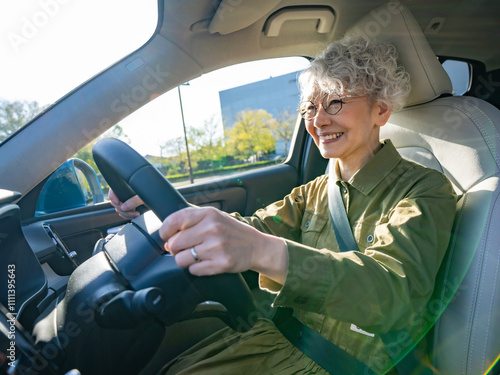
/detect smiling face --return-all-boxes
[304,92,392,179]
[298,36,411,179]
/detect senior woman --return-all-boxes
[110,35,457,374]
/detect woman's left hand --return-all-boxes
[159,206,288,284]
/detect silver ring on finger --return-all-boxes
[190,246,200,262]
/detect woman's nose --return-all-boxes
[313,104,331,128]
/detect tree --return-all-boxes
[0,99,47,142]
[162,137,186,159]
[226,109,276,160]
[188,115,225,168]
[271,109,296,155]
[106,124,130,144]
[161,137,187,173]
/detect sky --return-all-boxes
[0,0,158,104]
[0,0,309,156]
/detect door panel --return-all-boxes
[23,206,125,268]
[22,162,300,268]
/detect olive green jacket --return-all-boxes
[234,139,457,372]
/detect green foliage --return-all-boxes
[158,115,226,174]
[226,109,276,159]
[0,99,47,142]
[160,137,187,173]
[188,115,225,169]
[154,108,291,182]
[270,109,296,154]
[166,159,278,183]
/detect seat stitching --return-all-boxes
[462,194,481,374]
[451,100,499,166]
[420,99,500,169]
[432,194,466,367]
[474,189,500,373]
[463,182,498,373]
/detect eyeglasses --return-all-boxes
[298,93,361,120]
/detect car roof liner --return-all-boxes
[209,0,281,35]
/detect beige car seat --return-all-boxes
[349,3,500,374]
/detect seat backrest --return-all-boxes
[349,4,500,374]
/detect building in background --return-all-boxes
[219,70,302,155]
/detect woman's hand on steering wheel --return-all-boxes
[93,138,258,332]
[159,206,288,285]
[109,188,144,220]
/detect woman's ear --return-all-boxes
[374,102,392,127]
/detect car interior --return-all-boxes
[0,1,499,374]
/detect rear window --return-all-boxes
[441,59,471,96]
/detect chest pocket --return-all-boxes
[300,210,328,248]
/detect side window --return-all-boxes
[35,57,310,216]
[441,59,471,96]
[120,57,310,186]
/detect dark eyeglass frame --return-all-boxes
[298,93,361,120]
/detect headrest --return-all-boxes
[347,3,452,107]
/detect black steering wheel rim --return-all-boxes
[92,137,190,220]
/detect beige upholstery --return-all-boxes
[350,3,500,374]
[346,2,452,107]
[383,97,500,374]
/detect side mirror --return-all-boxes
[35,159,104,216]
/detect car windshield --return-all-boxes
[0,0,158,144]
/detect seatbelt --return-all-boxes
[273,308,376,375]
[273,163,377,375]
[326,161,424,374]
[328,163,358,252]
[275,162,424,374]
[273,163,427,375]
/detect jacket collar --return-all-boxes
[333,139,402,196]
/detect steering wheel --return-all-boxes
[91,137,257,331]
[32,138,257,375]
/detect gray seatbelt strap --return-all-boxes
[328,162,358,252]
[327,161,421,374]
[273,163,380,375]
[273,162,377,374]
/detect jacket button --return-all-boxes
[367,234,374,243]
[304,221,311,228]
[294,296,308,304]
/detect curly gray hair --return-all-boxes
[298,35,411,111]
